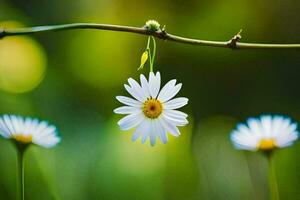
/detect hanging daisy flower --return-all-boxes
[114,71,189,146]
[230,115,298,151]
[0,114,61,148]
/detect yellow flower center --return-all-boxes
[258,138,276,150]
[143,98,163,119]
[12,134,32,144]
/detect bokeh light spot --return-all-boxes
[0,21,47,93]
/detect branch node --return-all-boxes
[161,25,166,33]
[155,25,168,40]
[227,29,242,49]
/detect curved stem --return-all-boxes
[1,23,300,49]
[267,154,279,200]
[146,37,153,72]
[150,36,156,72]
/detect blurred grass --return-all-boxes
[193,116,254,200]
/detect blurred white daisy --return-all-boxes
[0,115,61,148]
[114,71,188,146]
[231,115,298,151]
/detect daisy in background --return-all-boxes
[0,114,61,148]
[0,114,60,200]
[114,71,188,146]
[230,115,298,151]
[230,115,298,200]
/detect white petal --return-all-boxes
[116,96,142,107]
[124,84,144,102]
[162,114,188,127]
[156,120,168,144]
[260,116,272,137]
[23,117,36,135]
[141,133,148,144]
[271,116,285,135]
[163,110,188,120]
[10,115,21,133]
[0,119,12,138]
[231,131,258,150]
[231,142,257,150]
[149,121,156,146]
[114,106,141,114]
[160,117,180,137]
[149,72,161,98]
[141,120,153,144]
[131,131,141,142]
[247,118,263,138]
[32,125,57,140]
[34,135,61,148]
[276,133,298,147]
[3,115,16,134]
[131,119,147,141]
[140,74,150,98]
[157,79,175,100]
[163,97,188,110]
[118,113,144,130]
[128,78,147,102]
[158,81,182,102]
[33,121,50,136]
[277,119,296,136]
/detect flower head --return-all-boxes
[114,71,188,146]
[230,115,298,151]
[0,115,61,148]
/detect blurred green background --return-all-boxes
[1,0,300,199]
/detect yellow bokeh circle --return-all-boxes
[0,21,47,93]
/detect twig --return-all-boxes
[1,22,300,49]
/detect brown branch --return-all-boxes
[1,23,300,49]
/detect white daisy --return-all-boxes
[0,115,61,148]
[231,115,298,151]
[114,71,189,146]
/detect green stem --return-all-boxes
[145,36,156,72]
[146,37,153,72]
[16,144,27,200]
[267,153,279,200]
[150,36,156,72]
